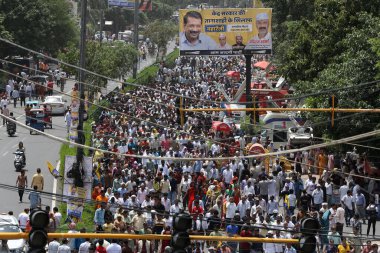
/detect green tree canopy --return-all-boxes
[0,0,78,57]
[143,20,176,51]
[58,41,138,93]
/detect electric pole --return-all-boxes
[132,0,139,78]
[75,0,87,187]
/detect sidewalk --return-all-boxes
[105,40,176,94]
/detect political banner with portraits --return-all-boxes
[179,8,272,56]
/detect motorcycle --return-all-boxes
[14,150,25,172]
[6,122,16,137]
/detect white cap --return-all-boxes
[256,13,269,21]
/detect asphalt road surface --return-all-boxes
[0,83,72,215]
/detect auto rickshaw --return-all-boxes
[29,108,45,134]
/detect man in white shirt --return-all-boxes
[106,239,122,253]
[325,178,333,206]
[161,193,171,212]
[243,180,255,196]
[57,239,71,253]
[312,184,324,211]
[18,208,29,232]
[339,184,349,201]
[263,231,276,253]
[53,207,62,228]
[48,238,60,253]
[78,238,92,253]
[237,195,251,219]
[335,203,345,235]
[222,167,233,187]
[225,198,237,220]
[170,199,182,215]
[137,184,147,205]
[341,190,354,226]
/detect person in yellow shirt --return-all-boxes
[31,168,44,191]
[337,238,353,253]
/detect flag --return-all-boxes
[47,161,61,178]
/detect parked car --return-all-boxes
[0,214,26,252]
[42,95,66,115]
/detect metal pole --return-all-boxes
[132,0,139,78]
[180,96,184,127]
[182,107,380,113]
[245,54,253,132]
[99,10,103,43]
[331,95,335,128]
[75,0,87,187]
[0,232,298,244]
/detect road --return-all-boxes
[0,42,177,216]
[0,85,70,215]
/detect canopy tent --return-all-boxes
[211,121,231,133]
[247,143,266,155]
[226,71,241,80]
[253,61,271,70]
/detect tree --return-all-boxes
[58,41,138,94]
[293,12,380,139]
[144,20,176,55]
[0,0,78,56]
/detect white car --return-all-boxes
[0,214,26,253]
[42,95,67,115]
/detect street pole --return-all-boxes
[245,54,253,133]
[132,0,139,78]
[99,9,104,43]
[75,0,87,187]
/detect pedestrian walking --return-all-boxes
[16,170,27,203]
[355,190,366,223]
[64,109,72,134]
[11,88,19,108]
[28,185,41,209]
[25,83,32,101]
[31,168,44,191]
[366,200,378,237]
[18,208,29,232]
[58,239,71,253]
[2,105,9,126]
[19,84,26,107]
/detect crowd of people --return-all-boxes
[77,55,380,253]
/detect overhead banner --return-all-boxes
[179,8,272,56]
[108,0,152,11]
[108,0,134,8]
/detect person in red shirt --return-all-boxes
[191,200,204,220]
[47,79,54,96]
[239,226,252,253]
[95,239,107,253]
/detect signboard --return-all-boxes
[63,156,93,201]
[108,0,135,8]
[179,8,272,56]
[108,0,152,11]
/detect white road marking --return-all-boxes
[2,151,8,156]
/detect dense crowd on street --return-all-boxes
[77,55,380,253]
[6,55,379,253]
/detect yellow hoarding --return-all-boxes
[179,8,272,56]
